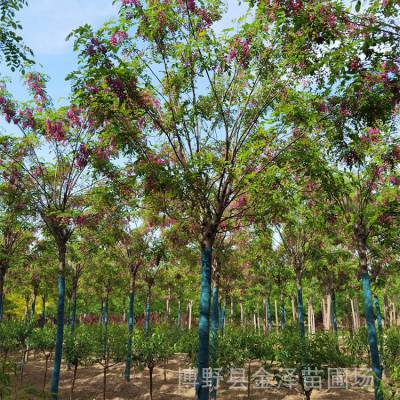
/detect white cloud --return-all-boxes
[19,0,117,55]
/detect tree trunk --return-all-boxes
[219,302,225,334]
[0,268,5,322]
[43,352,50,392]
[356,221,382,400]
[350,298,357,331]
[167,287,171,321]
[145,284,151,336]
[69,363,78,400]
[291,296,297,322]
[196,241,212,400]
[274,300,279,332]
[210,286,219,400]
[124,269,136,382]
[230,297,233,324]
[188,300,193,330]
[50,243,66,400]
[280,293,285,329]
[374,293,384,359]
[267,298,272,332]
[31,290,37,322]
[247,361,251,399]
[177,299,181,327]
[361,273,383,400]
[41,295,46,328]
[99,299,104,325]
[102,291,109,400]
[326,294,332,331]
[70,276,78,336]
[149,366,154,400]
[296,273,305,338]
[331,292,338,335]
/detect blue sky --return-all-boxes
[0,0,246,105]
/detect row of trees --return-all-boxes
[0,0,399,399]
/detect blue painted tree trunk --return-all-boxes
[219,304,225,334]
[99,300,104,325]
[31,294,37,321]
[374,293,384,363]
[0,270,4,322]
[374,293,383,336]
[361,273,382,400]
[331,292,338,336]
[177,300,181,328]
[210,286,219,400]
[66,299,71,328]
[145,288,151,336]
[280,300,286,329]
[196,245,212,400]
[296,278,305,338]
[70,279,78,336]
[103,293,109,358]
[41,295,46,328]
[124,272,135,382]
[50,274,66,400]
[267,298,272,331]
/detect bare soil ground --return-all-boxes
[10,353,374,400]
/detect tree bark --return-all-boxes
[210,286,219,400]
[296,273,305,338]
[196,240,213,400]
[70,274,78,336]
[280,293,285,330]
[188,300,193,330]
[356,220,382,400]
[50,243,66,400]
[331,292,338,335]
[124,268,136,382]
[0,268,5,321]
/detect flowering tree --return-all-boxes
[250,1,400,397]
[0,72,110,399]
[0,158,32,321]
[67,1,291,398]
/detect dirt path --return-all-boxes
[12,354,374,400]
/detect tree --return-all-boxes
[0,72,111,399]
[68,2,290,397]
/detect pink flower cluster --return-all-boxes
[140,91,161,114]
[187,0,196,12]
[110,31,128,47]
[76,215,87,225]
[349,58,360,71]
[319,6,338,29]
[67,105,83,128]
[45,119,66,142]
[148,153,166,165]
[17,108,35,130]
[26,72,47,105]
[0,96,16,123]
[289,0,303,14]
[360,127,380,143]
[75,144,90,169]
[318,102,329,113]
[233,195,247,209]
[226,38,250,63]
